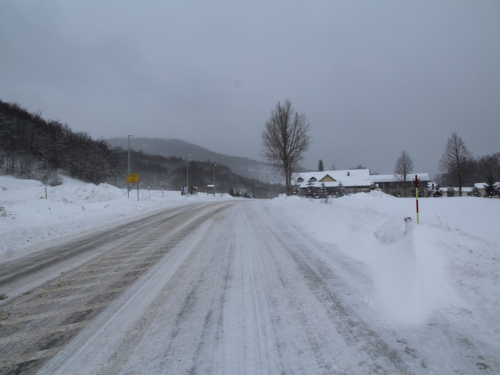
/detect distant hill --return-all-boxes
[0,99,285,197]
[107,137,284,184]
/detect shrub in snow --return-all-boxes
[433,189,443,197]
[447,186,456,197]
[472,186,482,197]
[42,171,63,187]
[228,183,253,198]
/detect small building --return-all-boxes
[293,169,430,197]
[207,184,215,196]
[293,169,373,196]
[370,173,430,197]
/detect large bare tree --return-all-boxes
[262,99,311,195]
[394,150,414,197]
[439,132,473,196]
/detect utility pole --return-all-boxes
[127,135,134,198]
[213,163,217,195]
[186,154,191,196]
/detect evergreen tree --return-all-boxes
[484,173,498,198]
[292,183,301,196]
[306,179,316,198]
[317,159,324,172]
[471,186,482,197]
[411,185,425,197]
[319,182,328,202]
[447,186,456,197]
[336,181,345,197]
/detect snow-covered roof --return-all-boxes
[474,182,498,189]
[293,170,431,189]
[370,173,430,183]
[293,169,372,188]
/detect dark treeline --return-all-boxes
[0,100,113,184]
[0,99,283,197]
[438,152,500,188]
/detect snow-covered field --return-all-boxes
[0,175,235,262]
[1,175,499,372]
[270,193,500,328]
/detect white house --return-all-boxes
[293,169,430,197]
[293,169,373,195]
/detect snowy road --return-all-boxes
[0,199,496,374]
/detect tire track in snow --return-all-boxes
[36,202,240,374]
[0,202,235,374]
[254,203,414,374]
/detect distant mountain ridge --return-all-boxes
[106,137,284,184]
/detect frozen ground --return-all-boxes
[1,175,499,373]
[0,175,234,262]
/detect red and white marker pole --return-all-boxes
[415,175,420,224]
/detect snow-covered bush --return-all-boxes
[472,186,482,197]
[228,183,253,198]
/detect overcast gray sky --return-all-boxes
[1,1,499,177]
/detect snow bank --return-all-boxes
[271,192,500,326]
[0,175,234,261]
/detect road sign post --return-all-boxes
[126,174,140,201]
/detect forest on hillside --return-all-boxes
[0,100,284,198]
[106,137,285,185]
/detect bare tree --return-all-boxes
[394,150,414,197]
[439,132,473,196]
[261,99,311,195]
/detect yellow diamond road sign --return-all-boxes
[127,174,140,183]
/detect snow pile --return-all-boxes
[271,192,500,326]
[0,175,233,261]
